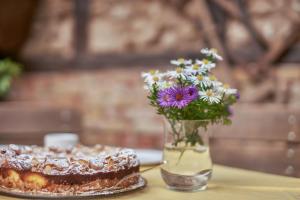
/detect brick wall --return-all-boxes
[10,67,165,148]
[8,65,300,148]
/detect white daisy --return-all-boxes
[141,70,164,89]
[170,58,192,66]
[166,67,187,80]
[199,89,222,104]
[157,80,173,90]
[189,74,211,88]
[142,70,159,80]
[185,64,207,75]
[218,84,238,96]
[201,48,223,61]
[207,75,224,88]
[196,59,216,71]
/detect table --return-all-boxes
[1,165,300,200]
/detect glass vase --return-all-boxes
[160,119,213,191]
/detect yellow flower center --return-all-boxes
[202,59,209,65]
[192,64,199,70]
[149,70,156,75]
[153,76,159,82]
[197,75,203,81]
[176,67,183,73]
[206,90,213,97]
[209,75,217,81]
[178,58,185,63]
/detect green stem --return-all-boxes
[176,125,206,165]
[168,119,183,146]
[176,143,187,165]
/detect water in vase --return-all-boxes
[160,142,212,191]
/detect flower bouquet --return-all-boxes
[141,48,238,191]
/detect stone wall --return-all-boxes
[21,0,300,61]
[88,0,204,54]
[22,0,75,60]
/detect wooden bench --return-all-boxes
[0,102,82,145]
[210,104,300,177]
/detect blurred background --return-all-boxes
[0,0,299,177]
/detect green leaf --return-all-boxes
[0,58,22,98]
[0,76,11,96]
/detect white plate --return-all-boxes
[134,149,163,165]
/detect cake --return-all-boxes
[0,144,140,195]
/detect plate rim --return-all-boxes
[0,176,147,199]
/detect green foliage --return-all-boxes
[0,58,22,98]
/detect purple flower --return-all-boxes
[186,86,199,100]
[157,90,172,107]
[157,86,198,109]
[168,87,191,109]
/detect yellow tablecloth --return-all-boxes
[1,165,300,200]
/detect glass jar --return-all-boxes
[160,119,212,191]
